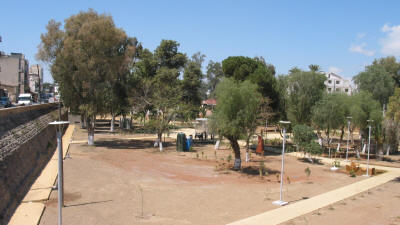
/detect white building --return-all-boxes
[324,72,353,95]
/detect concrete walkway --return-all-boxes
[8,124,75,225]
[228,153,400,225]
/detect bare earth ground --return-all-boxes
[284,178,400,225]
[39,126,391,225]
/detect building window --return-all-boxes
[336,80,340,84]
[328,80,332,84]
[336,88,340,92]
[328,88,332,92]
[345,89,348,92]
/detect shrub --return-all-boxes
[304,167,311,179]
[293,124,316,152]
[307,142,323,156]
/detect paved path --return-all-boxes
[227,153,400,225]
[8,124,75,225]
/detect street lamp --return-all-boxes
[345,117,352,161]
[364,120,373,177]
[273,120,290,206]
[49,120,69,225]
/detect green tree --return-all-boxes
[308,64,321,72]
[151,40,187,148]
[312,93,348,141]
[353,63,395,106]
[211,78,261,170]
[221,56,279,111]
[349,91,383,152]
[292,124,316,154]
[384,87,400,154]
[129,47,158,125]
[37,9,136,145]
[286,69,326,125]
[205,60,224,98]
[180,52,205,120]
[372,56,400,87]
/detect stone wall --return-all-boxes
[0,103,57,138]
[0,105,67,224]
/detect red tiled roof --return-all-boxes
[202,99,217,105]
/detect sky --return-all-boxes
[1,0,400,82]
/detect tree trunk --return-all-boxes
[122,114,126,129]
[158,133,163,151]
[87,116,95,146]
[80,114,86,129]
[228,137,241,170]
[245,135,250,162]
[339,126,345,143]
[110,114,115,132]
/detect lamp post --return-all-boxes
[49,120,69,225]
[273,120,290,206]
[364,120,373,177]
[345,117,352,161]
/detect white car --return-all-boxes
[17,93,33,105]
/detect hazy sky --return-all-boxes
[1,0,400,82]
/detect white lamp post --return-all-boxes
[345,117,352,161]
[49,120,70,225]
[273,120,290,206]
[364,120,373,177]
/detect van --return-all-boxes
[17,93,33,105]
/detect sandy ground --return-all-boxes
[284,178,400,225]
[39,123,384,225]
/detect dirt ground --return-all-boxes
[39,125,384,225]
[284,178,400,225]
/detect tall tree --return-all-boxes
[37,9,136,144]
[286,69,326,125]
[151,40,187,148]
[349,91,383,152]
[372,56,400,87]
[180,52,205,120]
[211,78,261,170]
[308,64,321,72]
[353,63,395,106]
[312,93,348,141]
[205,60,224,98]
[384,87,400,154]
[221,56,279,111]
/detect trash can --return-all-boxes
[176,133,187,152]
[186,135,193,151]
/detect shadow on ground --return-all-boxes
[241,166,280,177]
[65,200,113,208]
[297,158,324,165]
[94,139,173,150]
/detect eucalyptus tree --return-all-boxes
[37,9,136,144]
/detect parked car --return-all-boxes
[17,93,33,105]
[0,96,12,108]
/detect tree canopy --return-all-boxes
[286,69,327,125]
[353,62,395,106]
[222,56,279,112]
